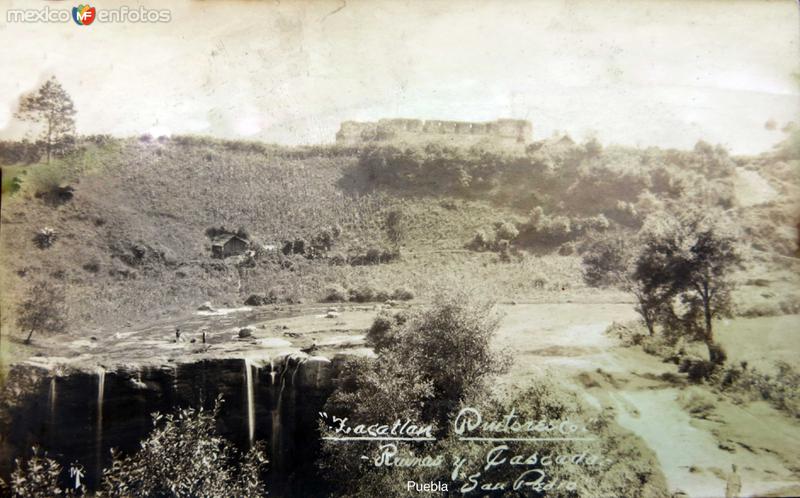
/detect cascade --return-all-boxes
[244,359,257,447]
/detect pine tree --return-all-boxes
[15,77,76,163]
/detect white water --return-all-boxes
[271,372,286,471]
[196,306,252,316]
[291,359,304,386]
[244,359,257,447]
[269,358,276,385]
[96,368,105,433]
[95,367,106,478]
[257,338,292,348]
[48,377,57,427]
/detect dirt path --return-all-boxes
[493,304,800,498]
[734,167,778,207]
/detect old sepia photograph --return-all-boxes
[0,1,798,497]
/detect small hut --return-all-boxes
[211,234,249,259]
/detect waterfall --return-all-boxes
[244,359,256,447]
[96,368,106,435]
[271,370,286,472]
[95,367,106,481]
[290,357,305,386]
[314,360,323,389]
[270,407,281,471]
[269,357,276,385]
[48,377,57,427]
[276,368,286,413]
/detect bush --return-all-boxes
[365,247,382,264]
[388,289,511,422]
[33,227,57,249]
[391,286,415,301]
[494,220,519,241]
[322,284,348,302]
[678,389,716,418]
[281,239,306,256]
[716,361,800,417]
[469,229,493,251]
[27,165,66,197]
[348,284,376,303]
[348,247,399,266]
[374,288,391,302]
[244,292,280,306]
[679,357,717,383]
[558,241,576,255]
[327,252,347,266]
[365,311,406,352]
[82,258,101,273]
[101,396,268,497]
[3,447,83,497]
[707,343,727,365]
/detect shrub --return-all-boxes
[391,286,415,301]
[585,137,603,157]
[707,343,727,365]
[494,220,519,241]
[365,311,406,352]
[82,258,101,273]
[33,227,57,249]
[244,293,279,306]
[348,284,376,303]
[716,361,800,417]
[1,174,23,195]
[281,239,306,256]
[389,289,511,422]
[678,389,716,418]
[374,288,391,302]
[469,229,493,251]
[496,239,512,262]
[27,165,66,197]
[101,396,268,497]
[679,357,716,383]
[385,209,405,247]
[584,213,610,231]
[3,447,83,497]
[322,284,348,302]
[365,247,382,264]
[327,251,347,266]
[347,247,399,266]
[558,241,576,255]
[310,229,334,252]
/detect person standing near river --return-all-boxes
[726,464,742,498]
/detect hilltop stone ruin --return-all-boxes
[335,118,532,147]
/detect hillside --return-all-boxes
[0,134,798,341]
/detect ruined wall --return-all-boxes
[336,118,533,147]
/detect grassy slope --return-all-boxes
[0,139,559,335]
[0,136,797,344]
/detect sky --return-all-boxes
[0,0,798,154]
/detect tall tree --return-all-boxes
[582,232,671,336]
[637,209,740,362]
[15,77,76,163]
[16,281,68,344]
